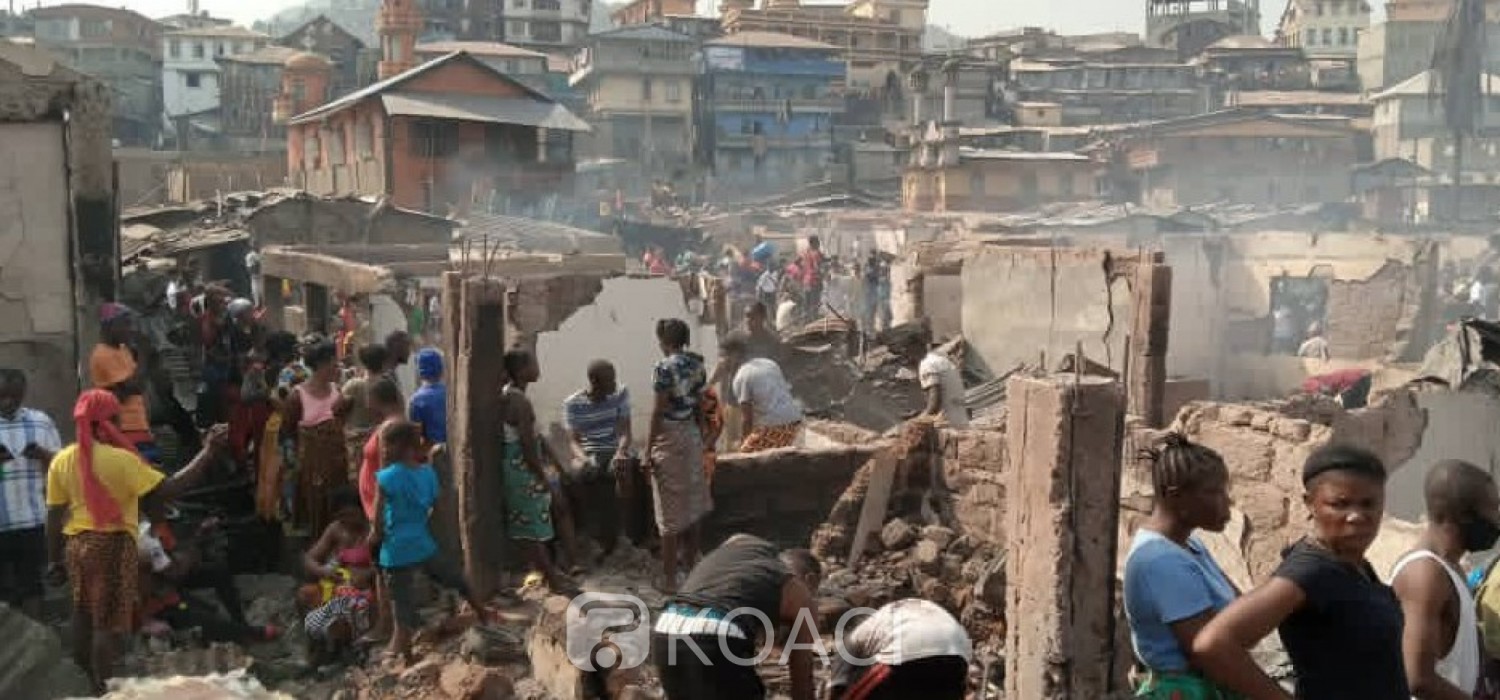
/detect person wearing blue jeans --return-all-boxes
[370,420,487,662]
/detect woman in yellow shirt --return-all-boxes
[45,389,227,693]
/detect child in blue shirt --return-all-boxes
[370,420,486,662]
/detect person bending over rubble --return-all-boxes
[370,420,490,663]
[720,331,803,453]
[913,328,969,429]
[1391,460,1499,699]
[826,598,972,700]
[643,319,712,593]
[1193,445,1408,700]
[137,504,278,647]
[653,534,822,700]
[1122,433,1240,699]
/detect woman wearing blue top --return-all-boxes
[1123,433,1242,700]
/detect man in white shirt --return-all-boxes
[916,331,969,428]
[827,598,972,700]
[721,331,803,452]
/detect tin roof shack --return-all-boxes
[1370,70,1500,222]
[286,51,590,216]
[1103,109,1359,207]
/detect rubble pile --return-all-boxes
[777,320,928,431]
[809,422,1007,666]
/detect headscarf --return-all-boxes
[416,348,443,381]
[99,302,133,325]
[72,389,144,527]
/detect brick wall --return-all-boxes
[942,427,1008,545]
[1325,260,1410,359]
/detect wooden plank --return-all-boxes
[847,449,898,567]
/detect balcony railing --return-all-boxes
[710,96,845,111]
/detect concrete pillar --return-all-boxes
[1128,260,1172,427]
[451,276,508,598]
[1003,374,1125,700]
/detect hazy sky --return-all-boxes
[28,0,1328,37]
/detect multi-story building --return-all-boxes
[217,45,304,150]
[285,50,588,213]
[1370,69,1500,219]
[1357,0,1500,91]
[1196,35,1313,91]
[719,0,926,92]
[571,25,696,167]
[417,40,548,76]
[611,0,695,26]
[695,31,845,198]
[162,24,269,123]
[501,0,591,54]
[29,4,162,145]
[0,11,33,39]
[904,55,1005,127]
[276,15,369,96]
[1275,0,1373,58]
[1146,0,1264,58]
[1103,109,1359,207]
[1010,53,1205,125]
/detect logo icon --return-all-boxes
[566,593,651,671]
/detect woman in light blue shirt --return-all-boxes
[1123,433,1242,700]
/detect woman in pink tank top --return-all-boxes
[280,341,349,535]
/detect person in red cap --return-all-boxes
[45,389,227,692]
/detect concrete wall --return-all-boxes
[705,445,872,549]
[961,247,1132,376]
[924,273,962,340]
[1386,391,1500,521]
[531,277,718,445]
[0,122,78,428]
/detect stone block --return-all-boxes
[881,518,917,550]
[1271,418,1312,442]
[922,525,956,550]
[528,596,586,700]
[912,539,943,575]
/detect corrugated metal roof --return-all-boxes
[1372,69,1500,101]
[706,31,838,51]
[165,25,267,38]
[457,214,621,255]
[380,91,590,131]
[289,51,553,125]
[218,45,301,66]
[590,25,696,43]
[416,41,545,58]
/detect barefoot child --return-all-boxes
[370,420,487,662]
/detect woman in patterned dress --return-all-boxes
[499,348,573,592]
[642,318,712,594]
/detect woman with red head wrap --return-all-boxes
[45,389,229,692]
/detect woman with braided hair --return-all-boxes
[1122,432,1242,700]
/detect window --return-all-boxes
[325,127,346,165]
[169,39,181,58]
[409,119,459,158]
[513,0,525,6]
[642,78,653,101]
[193,41,204,59]
[304,132,321,170]
[1338,27,1349,45]
[532,21,562,42]
[186,73,201,88]
[1305,29,1316,46]
[507,20,527,37]
[81,20,108,37]
[217,41,226,56]
[1316,1,1324,14]
[665,81,681,102]
[1322,28,1332,45]
[536,0,561,9]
